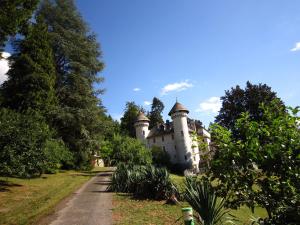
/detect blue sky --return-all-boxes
[1,0,300,126]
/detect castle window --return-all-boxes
[142,130,145,136]
[172,134,174,140]
[181,131,184,136]
[193,156,196,161]
[174,145,176,150]
[185,155,187,160]
[153,138,156,143]
[163,146,166,151]
[162,135,164,142]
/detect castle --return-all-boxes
[134,101,211,170]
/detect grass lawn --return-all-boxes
[113,174,267,225]
[0,167,107,225]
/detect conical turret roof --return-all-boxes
[168,101,189,116]
[136,111,150,122]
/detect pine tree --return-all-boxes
[37,0,106,168]
[1,16,57,114]
[149,97,164,129]
[120,102,141,138]
[0,0,39,51]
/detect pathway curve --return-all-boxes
[40,169,114,225]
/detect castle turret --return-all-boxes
[168,102,193,168]
[134,112,150,144]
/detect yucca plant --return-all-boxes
[184,177,235,225]
[108,163,178,200]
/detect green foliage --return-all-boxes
[109,163,178,200]
[0,108,70,177]
[151,145,171,168]
[120,101,141,137]
[1,16,57,115]
[215,81,285,139]
[37,0,106,169]
[0,0,38,50]
[210,101,300,224]
[101,134,152,166]
[148,97,164,129]
[184,177,233,225]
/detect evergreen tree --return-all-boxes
[0,16,70,177]
[148,97,164,129]
[0,0,39,51]
[120,101,141,137]
[37,0,106,169]
[215,81,285,139]
[1,15,57,115]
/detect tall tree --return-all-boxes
[215,81,285,138]
[1,15,57,115]
[210,101,300,224]
[148,97,164,129]
[0,0,39,52]
[120,101,140,138]
[37,0,106,169]
[0,16,70,177]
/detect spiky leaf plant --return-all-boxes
[184,177,234,225]
[108,163,178,200]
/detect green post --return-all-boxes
[182,207,194,225]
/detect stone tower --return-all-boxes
[168,101,193,168]
[134,112,150,145]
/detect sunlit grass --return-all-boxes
[0,167,107,225]
[113,173,267,225]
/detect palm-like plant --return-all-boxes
[108,163,178,200]
[184,177,234,225]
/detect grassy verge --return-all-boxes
[0,167,107,225]
[113,194,266,225]
[113,173,267,225]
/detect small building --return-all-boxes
[134,101,211,171]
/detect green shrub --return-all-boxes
[0,108,71,177]
[101,134,152,166]
[108,163,178,200]
[151,145,171,168]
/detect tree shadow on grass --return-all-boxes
[0,180,22,192]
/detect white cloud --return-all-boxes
[0,52,10,85]
[133,88,141,92]
[196,97,221,114]
[161,80,193,95]
[144,101,151,106]
[290,42,300,51]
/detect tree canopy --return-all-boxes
[210,101,300,224]
[1,15,57,115]
[215,81,285,139]
[37,0,106,169]
[148,97,164,129]
[0,0,39,51]
[120,101,141,137]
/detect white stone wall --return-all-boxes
[135,121,149,145]
[147,134,177,163]
[172,112,194,165]
[190,134,201,168]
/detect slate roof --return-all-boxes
[168,102,189,116]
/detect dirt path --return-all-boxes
[39,169,114,225]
